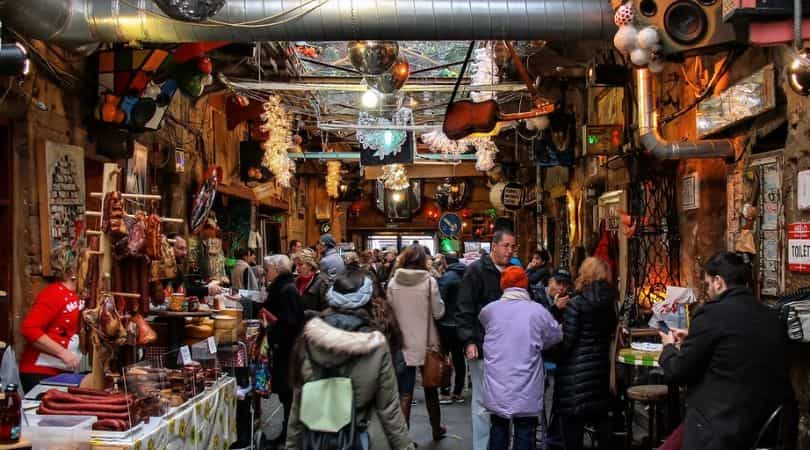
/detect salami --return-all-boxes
[37,405,131,420]
[93,419,130,431]
[40,400,132,414]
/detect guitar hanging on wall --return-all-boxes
[442,41,555,140]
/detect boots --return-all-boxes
[424,387,447,441]
[399,393,413,428]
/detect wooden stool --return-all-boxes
[626,384,668,449]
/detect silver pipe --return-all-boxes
[287,152,476,160]
[795,0,803,50]
[0,0,616,45]
[635,68,734,160]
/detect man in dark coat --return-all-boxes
[658,251,789,450]
[262,254,305,448]
[526,249,552,286]
[437,256,467,403]
[456,230,515,450]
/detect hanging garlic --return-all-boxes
[326,161,342,198]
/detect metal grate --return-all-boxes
[626,166,681,318]
[558,196,571,271]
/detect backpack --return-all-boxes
[300,349,369,450]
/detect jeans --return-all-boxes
[469,358,491,450]
[438,325,466,396]
[489,415,538,450]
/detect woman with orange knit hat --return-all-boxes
[479,266,563,450]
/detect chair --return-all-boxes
[626,384,668,449]
[751,405,784,450]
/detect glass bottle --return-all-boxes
[0,384,20,444]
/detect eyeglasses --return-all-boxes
[496,242,517,250]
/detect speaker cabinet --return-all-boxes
[633,0,743,55]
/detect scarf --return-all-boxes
[501,287,532,302]
[327,277,373,310]
[295,273,315,295]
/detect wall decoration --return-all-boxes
[681,173,700,210]
[37,141,86,276]
[191,167,220,234]
[696,65,776,137]
[439,213,463,237]
[489,182,524,211]
[126,141,148,195]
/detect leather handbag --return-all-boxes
[421,278,452,388]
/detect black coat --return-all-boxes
[554,280,617,417]
[659,286,789,450]
[527,265,551,286]
[263,272,305,395]
[298,272,328,313]
[437,263,466,327]
[456,254,505,351]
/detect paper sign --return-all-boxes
[207,336,217,354]
[788,223,810,273]
[180,345,192,365]
[799,170,810,211]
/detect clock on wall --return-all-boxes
[320,222,332,235]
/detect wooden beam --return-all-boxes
[363,163,483,180]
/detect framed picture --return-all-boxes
[36,140,86,276]
[682,173,700,210]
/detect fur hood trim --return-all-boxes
[304,317,387,356]
[391,268,430,286]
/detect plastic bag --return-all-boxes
[1,347,23,396]
[648,286,697,330]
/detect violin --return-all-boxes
[443,41,555,141]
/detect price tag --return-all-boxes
[207,336,217,354]
[180,345,192,365]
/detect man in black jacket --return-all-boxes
[456,230,515,450]
[658,251,789,450]
[437,256,467,404]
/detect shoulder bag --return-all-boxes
[422,278,452,388]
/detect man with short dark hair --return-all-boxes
[527,249,552,286]
[658,251,789,450]
[457,229,515,450]
[533,268,572,321]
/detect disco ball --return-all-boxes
[788,51,810,96]
[348,41,399,75]
[369,56,410,93]
[153,0,226,22]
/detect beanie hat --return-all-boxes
[319,233,337,249]
[500,266,529,290]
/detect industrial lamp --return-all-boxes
[0,43,30,77]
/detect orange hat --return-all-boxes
[500,266,529,290]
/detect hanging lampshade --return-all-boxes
[347,41,399,75]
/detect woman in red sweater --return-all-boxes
[20,250,82,391]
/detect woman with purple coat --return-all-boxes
[480,266,563,450]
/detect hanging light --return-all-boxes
[361,88,381,108]
[392,191,403,203]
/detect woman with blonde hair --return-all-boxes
[554,257,617,450]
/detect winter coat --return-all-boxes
[659,286,789,450]
[262,272,305,395]
[480,288,562,419]
[319,248,346,282]
[527,265,551,286]
[386,269,445,366]
[231,259,259,291]
[286,312,415,450]
[437,262,466,327]
[297,272,328,312]
[554,280,617,417]
[456,254,507,353]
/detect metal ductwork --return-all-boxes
[636,68,734,160]
[0,0,616,45]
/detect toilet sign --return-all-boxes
[788,223,810,273]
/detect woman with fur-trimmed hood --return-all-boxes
[286,269,415,450]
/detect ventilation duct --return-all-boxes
[0,0,616,45]
[636,68,734,160]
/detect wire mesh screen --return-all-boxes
[626,169,681,314]
[558,196,571,271]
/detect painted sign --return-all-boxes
[788,223,810,273]
[439,213,462,237]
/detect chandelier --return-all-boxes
[357,108,412,160]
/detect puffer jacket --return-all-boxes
[387,268,445,366]
[554,280,617,417]
[437,262,465,327]
[286,312,415,450]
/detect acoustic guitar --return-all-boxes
[443,41,555,140]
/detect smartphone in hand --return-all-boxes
[657,320,671,334]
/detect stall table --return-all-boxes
[155,311,213,367]
[90,377,238,450]
[617,347,681,438]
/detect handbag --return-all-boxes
[421,278,452,388]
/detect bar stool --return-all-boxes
[626,384,668,449]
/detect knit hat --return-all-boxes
[294,248,319,270]
[500,266,529,290]
[319,233,337,249]
[550,268,572,284]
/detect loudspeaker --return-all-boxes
[633,0,743,55]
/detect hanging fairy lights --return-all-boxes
[326,161,342,198]
[378,164,410,191]
[259,95,295,188]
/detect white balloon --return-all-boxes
[637,26,660,49]
[630,47,651,66]
[649,58,665,73]
[613,25,639,53]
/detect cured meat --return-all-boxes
[127,212,147,255]
[132,314,157,346]
[37,405,131,420]
[41,399,133,413]
[100,296,126,342]
[93,419,130,431]
[144,214,161,260]
[45,389,134,403]
[102,192,127,238]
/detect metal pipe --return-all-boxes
[231,80,529,93]
[287,152,476,160]
[635,68,734,160]
[0,0,616,45]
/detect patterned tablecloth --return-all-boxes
[90,377,238,450]
[617,347,661,367]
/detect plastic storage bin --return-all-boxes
[22,414,96,450]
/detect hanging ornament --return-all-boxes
[630,47,651,66]
[377,164,410,191]
[259,95,295,188]
[369,56,410,93]
[470,44,500,103]
[614,2,635,26]
[475,139,498,172]
[347,41,399,75]
[326,161,342,198]
[614,25,639,53]
[357,108,412,159]
[637,26,661,49]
